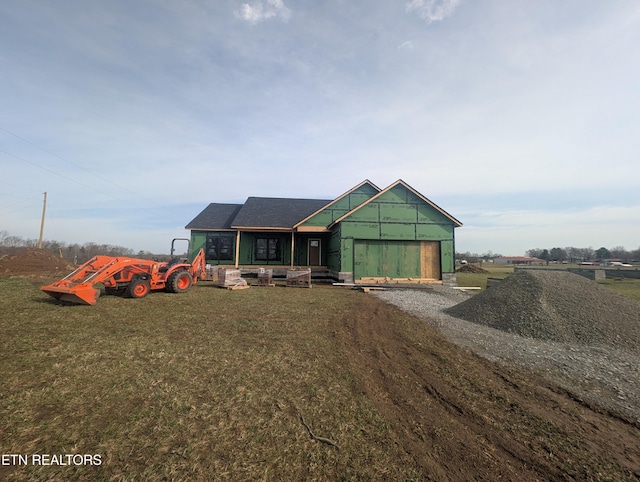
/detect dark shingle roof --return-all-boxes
[231,197,332,228]
[185,203,243,230]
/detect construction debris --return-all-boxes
[359,287,387,293]
[456,264,490,274]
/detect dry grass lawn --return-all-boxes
[1,279,412,480]
[1,276,639,481]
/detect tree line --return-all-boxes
[0,231,161,264]
[525,246,639,264]
[457,245,639,264]
[4,230,637,266]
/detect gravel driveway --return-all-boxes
[374,287,640,424]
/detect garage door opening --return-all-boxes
[354,240,440,280]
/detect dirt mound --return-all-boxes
[456,264,490,273]
[445,270,640,354]
[0,248,74,278]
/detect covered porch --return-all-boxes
[204,229,332,269]
[209,264,339,283]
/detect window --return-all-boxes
[255,237,281,261]
[206,235,234,261]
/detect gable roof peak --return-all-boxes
[293,179,382,228]
[328,179,462,228]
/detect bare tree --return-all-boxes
[565,246,582,263]
[526,248,543,259]
[609,246,631,262]
[580,247,595,262]
[3,235,24,248]
[549,247,567,262]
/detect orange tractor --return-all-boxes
[41,239,206,305]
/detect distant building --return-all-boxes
[493,256,544,265]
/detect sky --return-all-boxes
[1,0,639,255]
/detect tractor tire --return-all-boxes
[167,270,193,293]
[126,278,151,299]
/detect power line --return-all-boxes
[0,147,129,203]
[0,127,194,224]
[0,126,142,198]
[0,179,44,194]
[0,193,42,213]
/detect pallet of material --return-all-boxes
[253,268,275,287]
[218,268,249,290]
[286,269,312,288]
[204,264,219,282]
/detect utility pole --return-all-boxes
[38,191,47,249]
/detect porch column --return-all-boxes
[290,231,295,267]
[235,230,241,268]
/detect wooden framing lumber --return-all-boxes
[226,283,250,290]
[354,277,442,285]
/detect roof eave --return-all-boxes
[230,226,293,232]
[186,227,237,232]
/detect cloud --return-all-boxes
[398,40,414,51]
[235,0,292,25]
[405,0,462,23]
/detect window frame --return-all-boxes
[255,236,282,262]
[206,235,235,262]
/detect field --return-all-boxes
[454,264,514,290]
[598,278,640,301]
[1,274,640,480]
[456,264,640,301]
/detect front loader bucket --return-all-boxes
[41,283,100,306]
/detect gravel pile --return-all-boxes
[444,270,640,355]
[374,282,640,422]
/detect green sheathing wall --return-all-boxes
[294,235,308,266]
[189,231,207,261]
[326,227,342,271]
[440,240,455,273]
[189,231,237,265]
[338,185,457,275]
[340,237,354,273]
[299,184,379,227]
